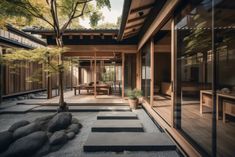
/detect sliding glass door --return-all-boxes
[141,41,151,103]
[174,1,213,156]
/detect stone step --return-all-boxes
[0,105,39,114]
[97,112,138,120]
[83,132,176,152]
[31,106,131,112]
[91,120,144,132]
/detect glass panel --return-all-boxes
[214,0,235,156]
[174,1,213,156]
[124,53,136,96]
[141,41,151,103]
[152,28,172,125]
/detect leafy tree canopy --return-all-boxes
[0,0,111,29]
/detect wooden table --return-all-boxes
[200,90,235,120]
[73,84,111,95]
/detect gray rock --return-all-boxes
[13,123,41,140]
[34,114,55,131]
[47,112,72,132]
[35,114,55,122]
[47,132,52,138]
[71,118,79,124]
[66,132,75,140]
[0,131,13,152]
[66,123,79,134]
[34,141,50,157]
[8,120,30,132]
[49,131,68,145]
[6,131,47,157]
[17,96,24,100]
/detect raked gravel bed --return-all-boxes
[0,110,180,157]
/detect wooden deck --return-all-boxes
[15,90,127,106]
[152,95,235,157]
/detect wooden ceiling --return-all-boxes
[122,0,156,39]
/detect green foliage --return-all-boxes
[126,89,143,100]
[90,11,103,28]
[0,0,110,29]
[1,47,70,82]
[101,66,114,82]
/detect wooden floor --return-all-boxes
[16,90,127,105]
[153,95,172,125]
[152,95,235,156]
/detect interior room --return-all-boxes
[152,20,172,125]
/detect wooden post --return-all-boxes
[171,18,176,127]
[136,50,141,90]
[0,47,3,105]
[94,52,97,98]
[47,57,52,99]
[150,38,154,107]
[70,60,73,90]
[122,52,125,98]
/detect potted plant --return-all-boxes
[127,89,143,109]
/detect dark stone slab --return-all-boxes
[91,120,144,132]
[97,112,138,120]
[0,105,39,114]
[83,133,176,152]
[31,106,130,112]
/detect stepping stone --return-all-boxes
[31,106,130,112]
[0,105,39,114]
[83,132,176,152]
[97,112,138,120]
[91,120,144,132]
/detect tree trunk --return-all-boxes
[56,36,68,112]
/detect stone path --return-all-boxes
[97,112,138,119]
[91,120,144,132]
[83,111,176,152]
[31,106,131,112]
[0,105,39,114]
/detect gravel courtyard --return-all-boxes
[0,109,180,157]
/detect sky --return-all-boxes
[80,0,124,28]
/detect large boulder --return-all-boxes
[5,131,47,157]
[71,118,79,124]
[13,123,41,140]
[47,112,72,132]
[34,114,55,131]
[34,141,51,157]
[49,131,68,145]
[66,124,79,134]
[71,118,82,128]
[0,131,13,152]
[66,132,75,140]
[8,120,30,132]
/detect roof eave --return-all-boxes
[117,0,132,41]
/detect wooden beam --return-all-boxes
[124,27,141,34]
[65,45,137,53]
[150,38,154,107]
[138,0,180,50]
[130,3,155,14]
[125,22,144,30]
[127,14,148,24]
[122,53,125,98]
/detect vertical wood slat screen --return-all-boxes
[3,61,45,96]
